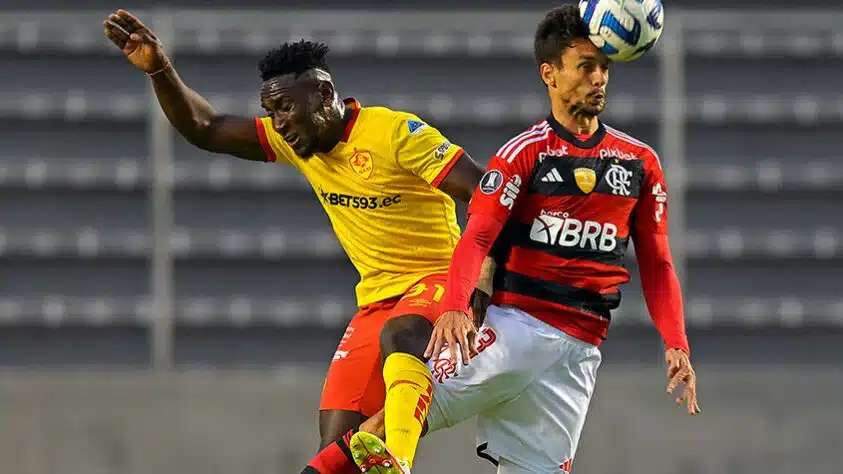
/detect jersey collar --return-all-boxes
[546,112,606,149]
[340,97,361,143]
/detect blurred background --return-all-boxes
[0,1,841,473]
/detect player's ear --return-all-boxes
[316,81,334,105]
[539,62,556,89]
[317,80,335,106]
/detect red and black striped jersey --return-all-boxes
[469,115,668,345]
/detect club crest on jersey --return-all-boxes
[349,149,374,179]
[574,167,597,194]
[479,170,503,194]
[605,163,633,196]
[407,119,427,134]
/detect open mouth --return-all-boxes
[587,93,605,106]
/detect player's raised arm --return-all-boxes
[103,10,266,161]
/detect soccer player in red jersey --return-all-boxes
[348,5,700,473]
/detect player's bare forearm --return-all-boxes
[103,9,265,161]
[438,151,485,203]
[150,65,266,161]
[470,256,496,327]
[149,65,213,140]
[476,256,496,295]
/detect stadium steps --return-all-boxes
[0,228,839,260]
[1,9,842,58]
[3,91,843,124]
[0,295,839,327]
[1,158,842,192]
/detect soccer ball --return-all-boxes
[579,0,664,62]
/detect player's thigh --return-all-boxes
[389,272,450,325]
[319,305,392,417]
[425,305,559,433]
[477,337,601,473]
[380,273,447,357]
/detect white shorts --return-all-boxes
[425,305,602,473]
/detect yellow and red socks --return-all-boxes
[382,352,434,468]
[303,429,359,474]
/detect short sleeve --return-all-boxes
[466,149,534,223]
[254,116,295,165]
[391,115,464,186]
[632,151,669,236]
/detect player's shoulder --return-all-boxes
[343,102,402,154]
[357,103,432,135]
[493,119,554,163]
[601,123,662,168]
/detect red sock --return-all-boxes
[303,429,359,474]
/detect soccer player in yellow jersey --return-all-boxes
[104,9,493,474]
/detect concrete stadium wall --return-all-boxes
[0,367,840,474]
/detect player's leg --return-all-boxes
[349,304,549,473]
[345,410,433,474]
[376,275,444,469]
[319,410,368,449]
[302,303,393,474]
[301,410,366,474]
[475,325,601,473]
[302,410,389,474]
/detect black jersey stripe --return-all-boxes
[493,271,621,321]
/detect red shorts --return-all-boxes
[319,272,450,417]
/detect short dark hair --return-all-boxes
[534,5,590,67]
[258,39,331,81]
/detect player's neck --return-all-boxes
[552,108,599,137]
[321,105,352,154]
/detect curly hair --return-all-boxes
[534,5,591,67]
[258,39,331,81]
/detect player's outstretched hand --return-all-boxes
[665,348,701,415]
[424,310,478,366]
[103,9,169,74]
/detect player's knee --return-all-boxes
[380,314,433,360]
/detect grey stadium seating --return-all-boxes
[0,4,841,367]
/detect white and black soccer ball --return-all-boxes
[579,0,664,62]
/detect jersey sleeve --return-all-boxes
[439,145,533,313]
[631,151,690,354]
[254,116,295,165]
[391,114,464,187]
[466,151,534,224]
[632,151,669,237]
